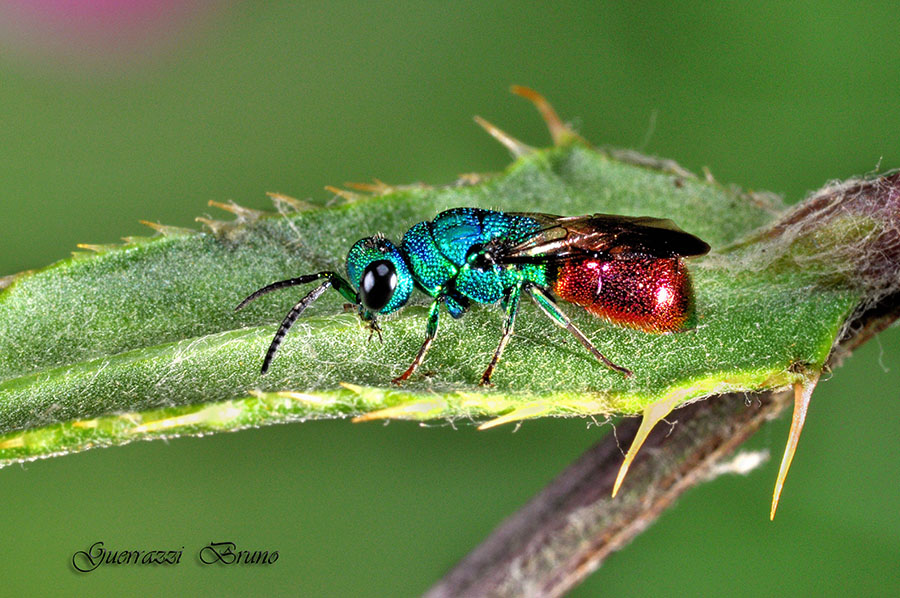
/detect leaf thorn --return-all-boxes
[770,370,821,519]
[352,399,447,423]
[612,394,680,497]
[510,85,584,146]
[75,243,113,253]
[344,179,394,195]
[139,220,194,236]
[473,115,534,157]
[267,192,315,212]
[477,402,552,430]
[324,185,362,203]
[195,217,228,235]
[208,200,264,222]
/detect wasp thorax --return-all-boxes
[359,260,397,311]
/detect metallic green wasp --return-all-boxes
[236,207,709,384]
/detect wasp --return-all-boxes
[236,208,710,384]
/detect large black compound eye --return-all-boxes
[359,259,398,312]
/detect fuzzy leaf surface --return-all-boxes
[0,144,866,465]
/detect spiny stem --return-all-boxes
[426,285,900,597]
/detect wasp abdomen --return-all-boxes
[551,257,696,332]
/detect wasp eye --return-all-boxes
[359,260,398,311]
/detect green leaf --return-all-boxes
[0,127,892,467]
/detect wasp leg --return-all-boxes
[393,297,443,384]
[366,317,384,343]
[235,271,359,374]
[480,283,523,386]
[525,284,632,377]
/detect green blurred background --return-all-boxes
[1,2,898,596]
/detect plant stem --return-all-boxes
[426,294,900,596]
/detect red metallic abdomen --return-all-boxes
[550,257,696,332]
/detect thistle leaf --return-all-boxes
[1,128,896,467]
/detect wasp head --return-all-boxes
[346,237,414,315]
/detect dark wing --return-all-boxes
[489,213,710,265]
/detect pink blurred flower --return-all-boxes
[0,0,225,69]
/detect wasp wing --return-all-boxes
[490,213,710,264]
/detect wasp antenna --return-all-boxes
[612,394,680,497]
[266,192,315,212]
[770,371,821,519]
[510,85,583,146]
[473,115,534,157]
[260,280,332,374]
[324,185,361,203]
[235,273,333,312]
